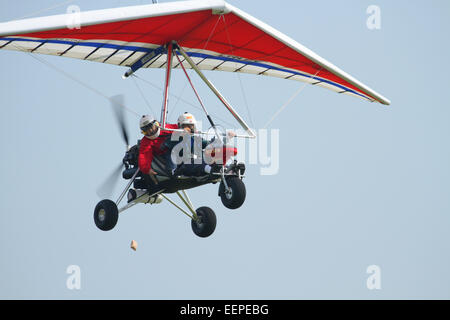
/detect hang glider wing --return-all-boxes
[0,0,390,105]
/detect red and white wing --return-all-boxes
[0,0,390,105]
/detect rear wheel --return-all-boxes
[219,177,246,209]
[94,199,119,231]
[191,207,216,238]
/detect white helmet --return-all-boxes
[177,112,197,130]
[140,115,160,139]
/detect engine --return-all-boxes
[122,141,140,169]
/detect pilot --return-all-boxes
[137,115,178,177]
[159,112,208,176]
[170,112,235,177]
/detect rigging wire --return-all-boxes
[200,15,222,51]
[15,0,78,20]
[24,50,140,117]
[221,14,255,129]
[174,52,210,116]
[263,68,323,129]
[165,15,222,122]
[132,74,236,128]
[169,15,222,122]
[168,81,188,120]
[131,75,156,117]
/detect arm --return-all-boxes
[203,131,236,148]
[138,139,156,175]
[223,131,236,145]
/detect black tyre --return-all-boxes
[191,207,216,238]
[94,199,119,231]
[219,177,246,209]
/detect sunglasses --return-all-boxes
[141,120,159,133]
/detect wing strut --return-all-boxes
[173,49,224,143]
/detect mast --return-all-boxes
[160,42,173,129]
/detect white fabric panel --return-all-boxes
[120,51,146,66]
[236,64,269,75]
[187,56,205,66]
[343,91,372,101]
[146,54,167,68]
[151,54,201,69]
[172,56,187,68]
[105,49,136,65]
[173,61,193,69]
[262,68,294,79]
[196,58,225,70]
[289,74,320,84]
[63,45,96,59]
[214,60,246,72]
[3,40,40,52]
[315,81,347,93]
[86,48,117,62]
[33,42,72,55]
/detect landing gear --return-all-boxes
[191,207,217,238]
[161,191,218,238]
[94,199,119,231]
[219,177,246,209]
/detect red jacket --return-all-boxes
[138,123,178,174]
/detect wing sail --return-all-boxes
[0,0,390,105]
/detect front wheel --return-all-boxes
[94,199,119,231]
[191,207,216,238]
[219,177,246,209]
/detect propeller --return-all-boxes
[96,94,133,199]
[110,94,130,147]
[96,162,124,199]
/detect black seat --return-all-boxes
[122,155,169,180]
[152,155,171,177]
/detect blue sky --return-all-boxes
[0,0,449,299]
